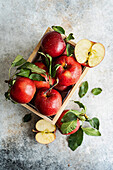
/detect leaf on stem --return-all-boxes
[52,26,65,34]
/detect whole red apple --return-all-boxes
[10,77,36,104]
[41,31,66,57]
[33,62,50,89]
[34,88,62,116]
[57,110,80,135]
[55,55,82,86]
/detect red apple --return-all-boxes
[54,83,68,91]
[57,110,80,135]
[33,62,50,89]
[55,55,82,86]
[10,77,36,104]
[34,88,62,116]
[75,39,105,67]
[41,31,66,57]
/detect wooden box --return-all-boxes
[22,27,89,125]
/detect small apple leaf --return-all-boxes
[52,26,65,34]
[16,69,30,77]
[29,74,46,81]
[66,33,74,42]
[82,127,101,136]
[38,52,49,68]
[52,64,61,78]
[91,88,102,95]
[8,79,16,87]
[68,128,83,151]
[11,55,26,67]
[79,81,88,98]
[66,44,74,57]
[5,91,10,100]
[74,101,86,110]
[17,62,46,75]
[61,111,77,123]
[46,54,52,76]
[61,120,77,134]
[89,117,100,130]
[23,113,32,122]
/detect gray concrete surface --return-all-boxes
[0,0,113,169]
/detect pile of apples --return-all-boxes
[5,26,105,144]
[8,26,105,117]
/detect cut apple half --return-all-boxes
[35,119,56,132]
[34,119,56,144]
[35,132,56,144]
[75,39,105,67]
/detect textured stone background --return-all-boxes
[0,0,113,169]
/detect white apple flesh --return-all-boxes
[75,39,105,67]
[35,119,56,132]
[34,119,56,144]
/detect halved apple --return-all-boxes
[35,119,56,132]
[35,132,56,144]
[34,119,56,144]
[75,39,105,67]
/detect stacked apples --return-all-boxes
[9,26,105,118]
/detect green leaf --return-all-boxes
[61,111,77,123]
[5,91,10,100]
[89,117,100,130]
[23,113,32,122]
[38,52,49,68]
[79,81,88,98]
[17,62,46,75]
[9,79,16,87]
[65,110,86,122]
[82,127,101,136]
[46,54,52,76]
[66,33,74,42]
[91,88,102,95]
[61,120,77,134]
[52,64,61,78]
[29,74,46,81]
[52,26,65,34]
[16,69,30,77]
[66,44,74,56]
[74,101,86,110]
[68,128,83,151]
[11,55,26,67]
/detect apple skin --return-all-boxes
[57,110,80,135]
[55,55,82,86]
[54,83,68,91]
[33,62,55,89]
[10,77,36,104]
[41,31,66,57]
[33,62,50,89]
[34,88,62,116]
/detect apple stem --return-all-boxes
[44,78,59,95]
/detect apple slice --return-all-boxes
[35,119,56,132]
[34,119,56,144]
[35,132,56,144]
[75,39,105,67]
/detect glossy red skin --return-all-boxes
[41,31,66,57]
[55,55,82,86]
[57,110,80,135]
[54,83,68,91]
[34,88,62,116]
[10,77,36,104]
[33,62,50,89]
